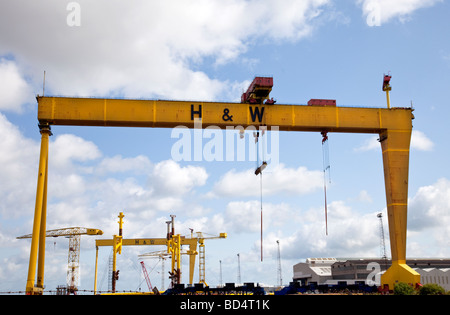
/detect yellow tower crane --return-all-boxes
[194,232,227,286]
[17,227,103,294]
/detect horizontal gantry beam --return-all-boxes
[95,237,196,247]
[37,97,413,133]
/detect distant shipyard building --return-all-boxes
[293,258,450,291]
[293,258,336,285]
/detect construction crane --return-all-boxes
[237,253,242,284]
[193,232,227,286]
[138,250,171,291]
[276,240,282,287]
[378,213,389,272]
[17,227,103,294]
[377,213,387,260]
[219,260,223,287]
[28,74,419,293]
[140,261,153,292]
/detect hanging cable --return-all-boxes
[260,172,263,262]
[321,131,331,236]
[254,128,267,261]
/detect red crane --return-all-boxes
[140,261,153,292]
[241,76,275,104]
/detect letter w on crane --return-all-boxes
[249,106,265,123]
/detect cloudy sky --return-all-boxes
[0,0,449,293]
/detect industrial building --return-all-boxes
[293,258,450,291]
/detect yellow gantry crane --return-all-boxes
[18,227,103,294]
[27,75,420,293]
[94,213,199,294]
[139,231,227,288]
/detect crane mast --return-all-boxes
[277,240,282,287]
[378,213,387,260]
[237,253,241,284]
[194,232,227,286]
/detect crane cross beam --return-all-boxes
[37,96,412,133]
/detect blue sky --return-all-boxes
[0,0,449,293]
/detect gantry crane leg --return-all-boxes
[188,245,197,286]
[26,124,51,295]
[380,130,420,290]
[37,152,48,290]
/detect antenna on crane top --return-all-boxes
[42,70,46,96]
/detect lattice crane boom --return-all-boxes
[17,227,103,238]
[140,261,153,292]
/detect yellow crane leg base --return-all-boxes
[26,286,44,295]
[381,262,421,291]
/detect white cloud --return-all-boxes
[0,110,211,239]
[96,155,152,175]
[357,190,373,203]
[151,160,208,195]
[358,0,442,25]
[355,130,434,152]
[407,178,450,256]
[0,58,33,112]
[45,158,210,232]
[50,134,102,171]
[0,0,330,101]
[222,200,293,234]
[276,201,381,259]
[354,135,380,152]
[409,178,450,231]
[211,163,323,198]
[0,113,39,218]
[411,130,434,151]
